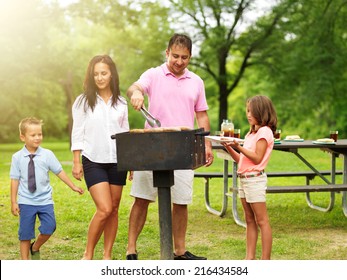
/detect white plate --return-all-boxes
[283,139,304,142]
[205,135,245,144]
[312,141,336,145]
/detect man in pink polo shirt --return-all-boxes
[126,33,214,260]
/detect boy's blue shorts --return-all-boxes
[18,204,56,241]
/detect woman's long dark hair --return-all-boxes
[79,55,122,111]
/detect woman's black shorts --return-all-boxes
[82,156,127,190]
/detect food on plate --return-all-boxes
[316,138,335,143]
[285,135,301,140]
[205,135,244,144]
[220,137,243,143]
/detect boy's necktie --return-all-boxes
[28,154,36,193]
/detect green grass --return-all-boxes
[0,142,346,260]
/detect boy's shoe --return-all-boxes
[30,242,40,260]
[174,251,207,260]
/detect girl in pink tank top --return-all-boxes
[222,95,277,260]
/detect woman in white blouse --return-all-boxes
[71,55,129,260]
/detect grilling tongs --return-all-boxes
[140,107,161,128]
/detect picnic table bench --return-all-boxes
[196,140,347,227]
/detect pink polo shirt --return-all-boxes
[135,63,209,128]
[237,126,274,174]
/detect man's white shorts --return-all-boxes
[130,170,194,205]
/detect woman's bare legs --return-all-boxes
[82,182,113,260]
[103,185,123,260]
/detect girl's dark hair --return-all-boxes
[167,33,192,56]
[247,95,277,134]
[79,55,121,111]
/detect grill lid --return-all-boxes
[113,128,208,171]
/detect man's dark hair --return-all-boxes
[167,33,192,56]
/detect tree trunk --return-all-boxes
[218,83,229,127]
[60,72,74,148]
[218,45,229,126]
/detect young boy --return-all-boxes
[10,117,84,260]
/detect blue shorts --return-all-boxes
[18,204,56,241]
[82,156,127,190]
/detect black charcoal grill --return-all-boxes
[112,128,208,259]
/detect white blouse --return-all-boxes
[71,94,129,163]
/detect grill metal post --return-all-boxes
[153,170,174,260]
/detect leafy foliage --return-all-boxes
[245,0,347,137]
[0,0,172,142]
[0,0,346,141]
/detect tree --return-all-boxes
[247,0,347,137]
[0,0,174,142]
[167,0,290,125]
[0,0,68,142]
[2,0,345,141]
